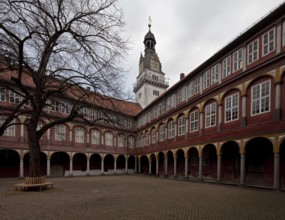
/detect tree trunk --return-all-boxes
[27,123,42,177]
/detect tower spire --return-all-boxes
[148,16,152,31]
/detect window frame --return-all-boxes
[75,127,85,143]
[91,130,100,145]
[211,64,220,84]
[205,102,216,128]
[222,55,231,78]
[224,93,239,123]
[251,80,271,116]
[262,28,275,56]
[151,129,156,144]
[168,120,175,138]
[0,87,6,102]
[159,124,165,141]
[233,48,243,72]
[55,125,66,141]
[190,110,199,132]
[178,116,186,136]
[247,39,259,64]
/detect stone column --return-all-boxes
[240,154,245,185]
[47,158,51,177]
[273,153,280,190]
[114,156,117,174]
[174,157,177,178]
[101,156,104,175]
[69,157,73,176]
[156,158,159,176]
[125,156,128,174]
[184,157,188,179]
[86,158,90,176]
[138,158,141,173]
[149,161,151,175]
[134,156,137,173]
[198,156,203,181]
[165,155,168,177]
[217,155,221,182]
[20,159,24,178]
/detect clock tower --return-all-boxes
[133,19,169,108]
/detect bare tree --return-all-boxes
[0,0,128,177]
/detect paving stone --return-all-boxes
[0,175,284,220]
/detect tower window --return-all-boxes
[152,75,158,81]
[153,90,159,96]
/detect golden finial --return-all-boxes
[148,16,152,30]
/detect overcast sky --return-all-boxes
[119,0,285,94]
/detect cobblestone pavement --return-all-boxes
[1,175,285,220]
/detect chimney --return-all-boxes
[180,73,185,80]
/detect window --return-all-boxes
[51,100,60,112]
[168,120,175,138]
[178,116,185,136]
[251,80,270,115]
[55,125,66,141]
[118,135,124,147]
[128,136,135,148]
[222,56,231,78]
[190,110,199,132]
[145,131,149,145]
[176,89,182,104]
[0,117,15,136]
[152,75,158,81]
[9,91,21,104]
[225,93,239,122]
[248,39,259,64]
[75,127,85,143]
[159,125,165,141]
[153,90,159,96]
[193,77,201,95]
[233,48,243,72]
[0,87,6,101]
[105,132,113,146]
[61,102,70,114]
[262,28,275,56]
[211,64,220,84]
[91,130,100,145]
[205,102,216,128]
[141,135,145,147]
[203,70,210,89]
[151,129,156,144]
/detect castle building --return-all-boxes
[1,3,285,190]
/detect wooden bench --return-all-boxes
[15,177,53,191]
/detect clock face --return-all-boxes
[151,60,159,71]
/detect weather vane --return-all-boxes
[148,16,152,30]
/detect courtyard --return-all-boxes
[0,175,285,220]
